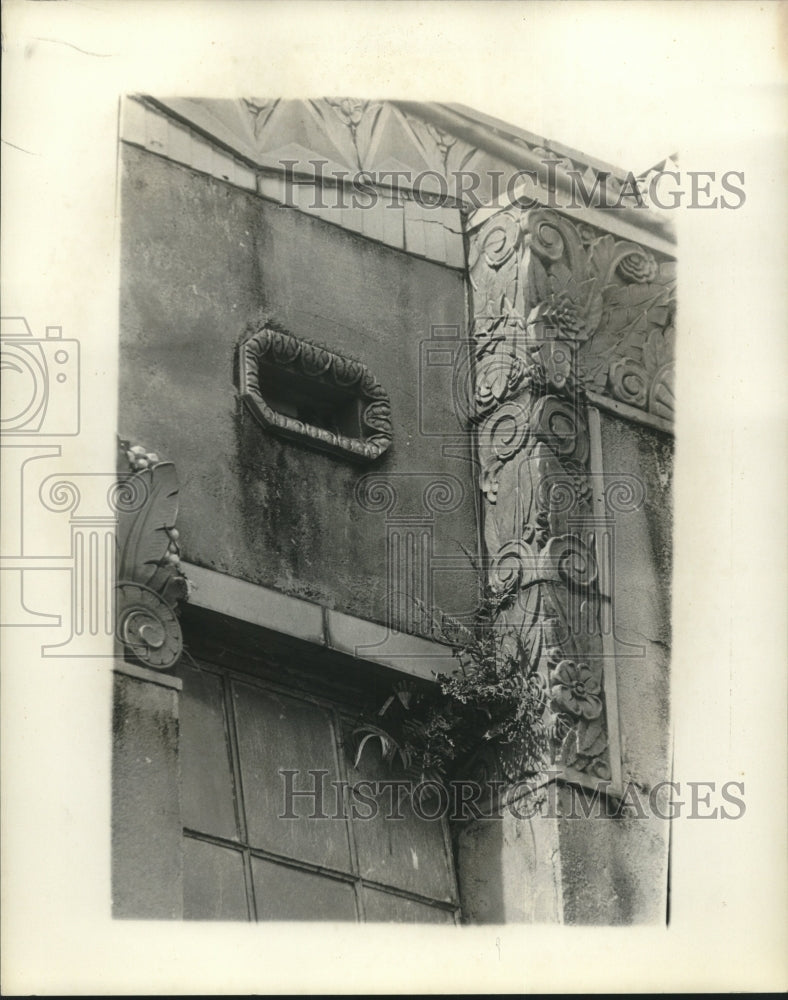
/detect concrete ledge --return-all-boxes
[180,562,454,682]
[586,390,673,436]
[325,608,456,681]
[183,563,324,646]
[114,658,183,691]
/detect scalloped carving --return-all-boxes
[239,327,393,462]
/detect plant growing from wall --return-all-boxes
[350,571,550,787]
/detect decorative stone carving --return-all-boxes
[471,206,676,425]
[239,326,393,462]
[466,210,675,787]
[466,205,666,786]
[549,659,603,720]
[115,442,189,670]
[242,98,279,138]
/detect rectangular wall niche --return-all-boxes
[239,327,393,462]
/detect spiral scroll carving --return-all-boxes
[116,583,183,671]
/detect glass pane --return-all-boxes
[362,887,455,924]
[178,662,237,840]
[183,837,248,920]
[348,740,456,902]
[252,857,357,922]
[233,682,351,872]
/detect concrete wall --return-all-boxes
[455,807,563,924]
[557,413,673,924]
[119,144,477,629]
[602,413,672,794]
[112,662,183,919]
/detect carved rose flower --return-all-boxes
[542,292,588,342]
[618,250,658,284]
[550,660,603,720]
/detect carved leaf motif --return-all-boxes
[116,463,179,589]
[524,248,550,311]
[642,323,674,376]
[579,280,674,395]
[588,234,634,286]
[310,98,367,166]
[561,727,580,768]
[331,357,361,386]
[269,330,301,366]
[300,343,332,377]
[576,713,606,755]
[243,98,279,138]
[401,111,454,174]
[478,259,520,324]
[353,726,408,770]
[362,400,392,434]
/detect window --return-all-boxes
[239,326,393,462]
[176,654,460,922]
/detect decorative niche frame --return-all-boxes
[239,326,393,462]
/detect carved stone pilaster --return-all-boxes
[467,206,674,787]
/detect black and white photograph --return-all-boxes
[1,0,786,993]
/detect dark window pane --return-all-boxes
[362,887,455,924]
[233,682,352,872]
[348,741,456,902]
[183,837,248,920]
[252,857,357,921]
[178,662,237,840]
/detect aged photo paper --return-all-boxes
[1,0,786,993]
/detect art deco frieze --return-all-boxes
[469,207,676,427]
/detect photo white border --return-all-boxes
[1,1,786,993]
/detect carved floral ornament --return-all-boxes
[114,441,191,670]
[459,206,669,787]
[239,326,393,462]
[469,206,676,427]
